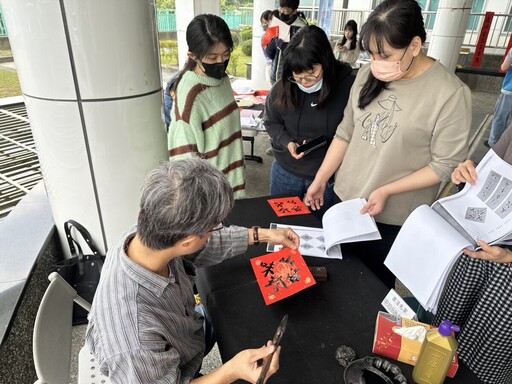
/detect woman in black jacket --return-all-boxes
[264,25,354,217]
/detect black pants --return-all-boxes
[334,195,401,289]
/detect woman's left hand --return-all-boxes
[464,241,512,263]
[360,187,390,217]
[287,142,305,160]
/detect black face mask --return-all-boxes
[200,59,229,80]
[279,12,291,22]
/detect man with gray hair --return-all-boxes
[86,158,300,384]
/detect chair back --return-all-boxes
[33,272,90,384]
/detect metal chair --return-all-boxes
[33,272,110,384]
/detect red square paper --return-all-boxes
[267,196,310,217]
[250,249,316,305]
[262,26,279,47]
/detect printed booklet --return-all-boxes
[385,150,512,312]
[267,198,381,259]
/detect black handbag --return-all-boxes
[54,220,105,325]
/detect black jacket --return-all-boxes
[264,15,308,84]
[263,63,355,180]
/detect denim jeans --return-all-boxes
[270,161,335,219]
[489,92,512,146]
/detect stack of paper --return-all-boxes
[384,205,468,313]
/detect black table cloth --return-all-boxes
[196,197,480,383]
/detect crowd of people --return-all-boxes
[86,0,512,383]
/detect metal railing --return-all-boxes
[157,9,252,32]
[1,7,512,50]
[310,8,512,51]
[0,8,7,38]
[0,103,42,222]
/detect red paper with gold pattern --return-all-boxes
[267,196,311,217]
[250,249,316,305]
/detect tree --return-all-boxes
[156,0,175,9]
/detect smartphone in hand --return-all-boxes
[296,136,327,155]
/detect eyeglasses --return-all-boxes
[288,72,321,85]
[209,223,224,232]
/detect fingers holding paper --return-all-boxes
[451,160,477,185]
[464,241,512,263]
[259,228,300,250]
[360,187,390,217]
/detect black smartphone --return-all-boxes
[296,136,327,155]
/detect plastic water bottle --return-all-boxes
[412,320,460,384]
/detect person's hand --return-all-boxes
[360,186,391,217]
[451,160,477,185]
[304,181,327,211]
[224,342,281,384]
[287,141,305,160]
[464,240,512,263]
[259,228,300,250]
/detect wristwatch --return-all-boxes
[252,226,260,245]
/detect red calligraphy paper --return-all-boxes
[267,196,311,217]
[250,249,316,305]
[262,26,279,47]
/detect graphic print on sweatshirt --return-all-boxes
[358,95,401,148]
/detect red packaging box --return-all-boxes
[372,311,459,378]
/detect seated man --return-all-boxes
[86,158,299,383]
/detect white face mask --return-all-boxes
[297,79,323,94]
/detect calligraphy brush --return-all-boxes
[256,314,288,384]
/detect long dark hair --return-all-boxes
[358,0,426,109]
[341,20,358,51]
[276,25,347,109]
[173,14,233,88]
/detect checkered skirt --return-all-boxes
[433,254,512,384]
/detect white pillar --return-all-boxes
[251,0,276,90]
[176,0,221,70]
[0,0,168,255]
[427,0,473,72]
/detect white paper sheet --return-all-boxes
[267,223,342,259]
[322,198,381,252]
[268,16,291,42]
[436,149,512,244]
[384,205,471,313]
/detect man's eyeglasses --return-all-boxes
[288,73,321,85]
[209,223,224,232]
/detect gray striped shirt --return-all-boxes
[86,225,248,384]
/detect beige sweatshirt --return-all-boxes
[335,61,472,225]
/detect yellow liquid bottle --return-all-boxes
[412,320,459,384]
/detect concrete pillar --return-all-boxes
[176,0,221,70]
[427,0,473,72]
[251,0,277,90]
[0,0,168,255]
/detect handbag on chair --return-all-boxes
[54,220,105,325]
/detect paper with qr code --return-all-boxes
[385,150,512,313]
[250,249,316,305]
